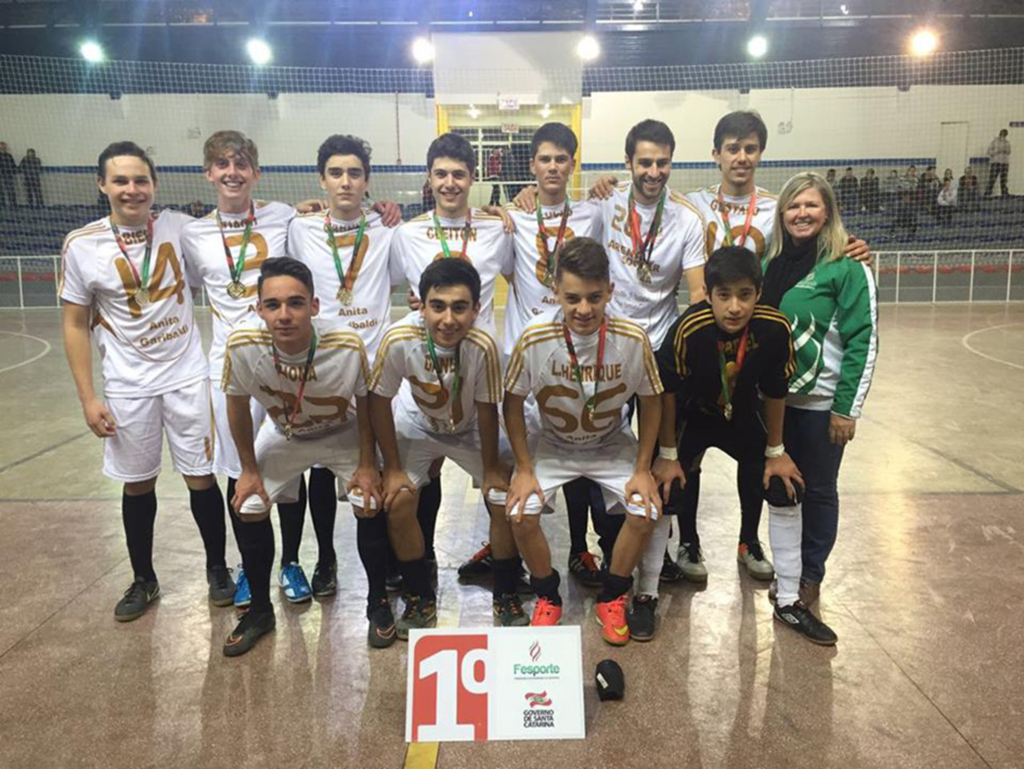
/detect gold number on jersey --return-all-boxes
[408,375,465,427]
[222,232,270,298]
[705,223,766,259]
[537,382,627,435]
[534,225,576,285]
[115,242,186,318]
[259,386,351,431]
[610,205,627,235]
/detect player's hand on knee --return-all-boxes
[482,466,510,507]
[348,465,384,516]
[828,414,856,446]
[763,453,805,502]
[233,470,270,514]
[626,470,661,521]
[652,457,686,502]
[506,469,543,524]
[382,468,415,511]
[481,205,516,233]
[512,185,539,213]
[588,175,619,200]
[83,397,116,437]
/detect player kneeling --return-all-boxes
[222,257,386,656]
[370,259,526,634]
[504,237,664,645]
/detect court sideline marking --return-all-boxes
[0,330,51,374]
[960,322,1024,371]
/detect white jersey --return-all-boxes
[222,317,369,440]
[391,208,512,327]
[181,199,295,388]
[684,184,778,260]
[503,199,604,356]
[598,182,706,349]
[59,210,207,398]
[287,209,399,361]
[504,308,663,447]
[369,311,502,437]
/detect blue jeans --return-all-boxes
[784,407,845,584]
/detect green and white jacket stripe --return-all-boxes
[774,256,879,418]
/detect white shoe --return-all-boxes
[738,541,775,581]
[677,542,708,583]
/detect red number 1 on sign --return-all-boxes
[411,634,491,741]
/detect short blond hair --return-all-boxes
[767,171,848,264]
[203,130,259,171]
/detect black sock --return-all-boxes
[492,557,519,597]
[308,467,338,566]
[230,506,275,613]
[357,514,389,605]
[679,468,702,547]
[530,570,562,605]
[562,477,592,555]
[188,483,227,570]
[598,573,633,603]
[398,557,436,602]
[277,474,307,566]
[122,490,157,582]
[592,496,622,564]
[416,477,442,560]
[737,460,765,546]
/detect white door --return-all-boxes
[937,121,969,179]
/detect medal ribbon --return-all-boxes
[325,214,367,293]
[536,203,571,282]
[628,189,665,275]
[216,202,256,284]
[432,210,472,260]
[717,187,757,247]
[272,328,318,436]
[717,325,750,418]
[425,332,462,429]
[562,317,607,411]
[110,217,154,292]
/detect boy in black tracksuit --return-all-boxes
[631,245,803,640]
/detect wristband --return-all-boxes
[658,446,679,461]
[764,444,785,459]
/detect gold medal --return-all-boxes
[135,288,151,307]
[284,423,293,441]
[637,263,653,284]
[724,403,733,422]
[227,281,247,299]
[725,361,737,378]
[337,287,353,306]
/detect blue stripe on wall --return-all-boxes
[43,164,428,174]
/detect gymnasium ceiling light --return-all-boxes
[577,35,600,62]
[411,37,435,65]
[910,29,939,56]
[79,40,105,63]
[747,35,768,58]
[246,38,272,66]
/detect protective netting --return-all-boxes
[1,49,1023,305]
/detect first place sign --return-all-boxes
[405,626,585,742]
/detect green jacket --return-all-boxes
[775,256,878,418]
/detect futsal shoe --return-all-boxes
[279,562,313,604]
[311,561,338,598]
[457,542,493,580]
[223,609,276,657]
[595,595,630,646]
[114,578,160,622]
[659,550,687,583]
[677,542,709,584]
[206,565,237,607]
[629,595,658,642]
[737,541,774,581]
[568,551,603,587]
[773,601,837,646]
[233,566,251,608]
[367,599,398,648]
[396,596,438,640]
[493,593,530,627]
[530,597,563,626]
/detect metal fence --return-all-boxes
[3,250,1024,309]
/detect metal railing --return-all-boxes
[3,249,1023,309]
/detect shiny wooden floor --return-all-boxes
[1,304,1022,769]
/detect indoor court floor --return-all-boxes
[1,303,1022,769]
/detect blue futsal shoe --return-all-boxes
[279,562,313,604]
[233,566,251,609]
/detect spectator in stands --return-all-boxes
[825,168,837,186]
[985,128,1010,198]
[936,177,957,227]
[188,199,205,218]
[0,141,17,208]
[859,168,880,213]
[486,147,504,205]
[20,149,43,207]
[889,190,918,241]
[900,165,918,193]
[881,169,900,210]
[836,167,859,214]
[421,178,434,210]
[919,166,940,215]
[959,166,979,211]
[943,168,954,185]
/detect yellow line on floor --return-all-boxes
[404,741,439,769]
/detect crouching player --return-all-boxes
[222,257,385,656]
[504,237,663,645]
[369,259,525,636]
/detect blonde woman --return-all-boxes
[761,172,879,645]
